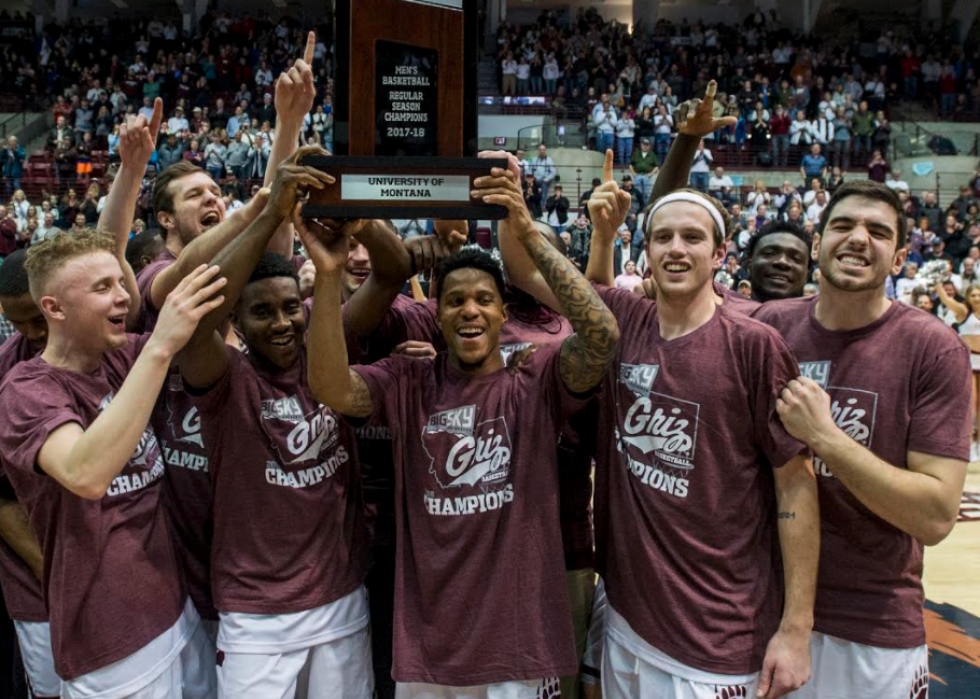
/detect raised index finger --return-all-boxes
[705,80,717,101]
[148,98,164,139]
[602,148,614,184]
[304,31,316,65]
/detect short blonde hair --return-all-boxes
[25,228,115,301]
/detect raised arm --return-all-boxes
[936,282,969,323]
[101,98,164,329]
[37,266,227,499]
[149,190,270,312]
[653,81,736,202]
[585,149,633,287]
[264,31,318,258]
[181,145,333,390]
[301,221,376,418]
[476,167,620,393]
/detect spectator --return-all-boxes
[789,109,811,151]
[800,143,828,185]
[73,98,95,136]
[544,184,570,232]
[806,190,829,224]
[167,105,189,134]
[594,101,618,155]
[629,138,658,203]
[501,52,518,95]
[615,109,636,166]
[708,166,736,205]
[528,144,556,204]
[886,169,910,193]
[652,104,673,164]
[831,107,851,170]
[826,166,845,194]
[523,172,543,219]
[689,139,713,192]
[0,206,17,257]
[49,115,74,150]
[567,215,591,269]
[613,228,640,276]
[894,262,920,304]
[225,131,252,181]
[515,57,530,94]
[745,180,771,214]
[614,260,643,291]
[204,134,227,181]
[1,136,25,197]
[257,93,276,127]
[851,100,875,164]
[182,139,205,168]
[867,149,890,183]
[30,212,59,245]
[770,104,791,167]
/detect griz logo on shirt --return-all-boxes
[616,364,696,499]
[799,362,878,478]
[421,406,515,516]
[162,405,209,473]
[99,391,165,497]
[262,396,346,488]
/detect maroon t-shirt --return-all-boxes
[0,334,184,680]
[499,287,595,571]
[753,296,972,648]
[355,347,584,685]
[592,284,805,675]
[134,247,178,333]
[714,281,761,315]
[0,334,45,622]
[152,371,215,620]
[353,293,422,549]
[194,346,368,614]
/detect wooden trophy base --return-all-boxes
[302,156,508,220]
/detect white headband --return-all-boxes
[647,192,726,245]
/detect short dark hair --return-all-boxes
[152,161,207,220]
[819,181,908,248]
[0,249,30,298]
[436,248,506,304]
[247,252,299,286]
[125,230,164,272]
[744,220,812,261]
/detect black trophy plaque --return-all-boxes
[304,0,505,220]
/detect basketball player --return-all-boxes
[303,162,620,698]
[501,157,819,697]
[177,146,419,699]
[137,32,318,331]
[752,181,971,699]
[0,101,184,699]
[743,222,811,303]
[0,228,226,697]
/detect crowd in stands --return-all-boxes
[496,7,973,169]
[0,9,334,206]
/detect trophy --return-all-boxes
[304,0,506,220]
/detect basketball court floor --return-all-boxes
[923,469,980,697]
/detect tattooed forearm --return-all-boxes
[519,232,620,392]
[778,511,797,520]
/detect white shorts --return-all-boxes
[601,606,758,699]
[62,599,199,699]
[216,624,372,699]
[13,620,61,698]
[785,632,928,699]
[396,677,560,699]
[180,617,217,699]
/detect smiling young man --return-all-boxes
[0,102,181,699]
[175,146,413,699]
[304,164,619,698]
[500,156,819,697]
[0,227,226,698]
[752,181,972,699]
[744,222,812,302]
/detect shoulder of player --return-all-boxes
[0,334,37,380]
[715,303,798,360]
[890,301,970,357]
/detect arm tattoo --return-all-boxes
[345,370,376,419]
[520,233,620,393]
[778,511,797,520]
